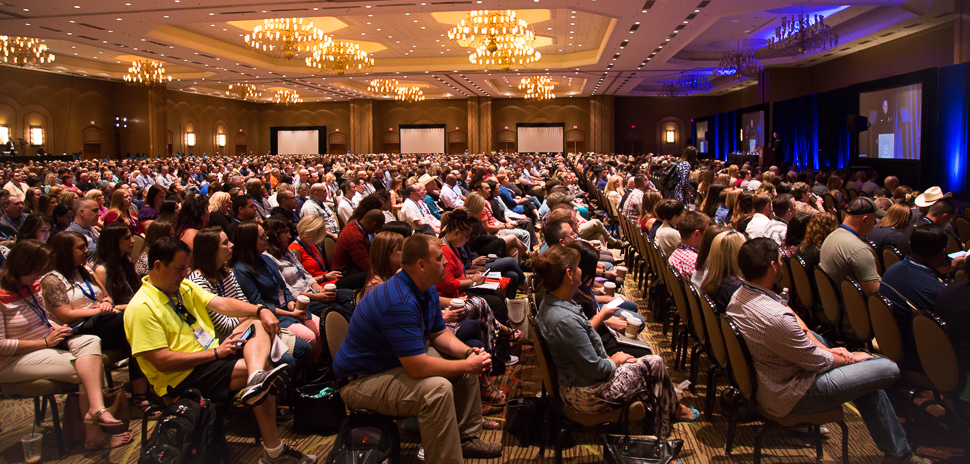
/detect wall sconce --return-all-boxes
[186,133,196,147]
[0,126,8,145]
[216,134,226,147]
[665,129,675,144]
[29,126,44,145]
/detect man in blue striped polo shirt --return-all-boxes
[333,233,502,463]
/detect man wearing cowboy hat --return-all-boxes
[898,191,963,265]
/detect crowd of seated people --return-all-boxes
[1,148,967,463]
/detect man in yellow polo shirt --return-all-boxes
[124,237,317,464]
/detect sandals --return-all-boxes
[132,394,162,418]
[500,326,524,344]
[84,408,123,427]
[84,431,132,450]
[480,383,507,407]
[482,417,501,430]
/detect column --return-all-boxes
[467,97,492,153]
[147,86,167,157]
[350,99,373,154]
[957,0,970,64]
[589,95,614,154]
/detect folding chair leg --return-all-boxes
[814,425,823,460]
[46,395,67,457]
[753,423,770,464]
[555,422,579,464]
[838,421,850,464]
[704,364,720,419]
[34,397,43,425]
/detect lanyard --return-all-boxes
[73,223,97,242]
[295,237,326,273]
[442,238,464,275]
[22,288,52,328]
[581,284,601,309]
[282,251,309,281]
[839,224,860,238]
[74,273,97,301]
[212,277,226,297]
[148,282,192,327]
[355,221,370,245]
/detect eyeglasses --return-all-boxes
[173,301,196,325]
[258,235,269,241]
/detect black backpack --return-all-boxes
[326,411,400,464]
[660,163,680,191]
[139,388,222,464]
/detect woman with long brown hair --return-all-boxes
[362,231,405,298]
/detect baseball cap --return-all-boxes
[845,196,886,217]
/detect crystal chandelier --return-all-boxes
[305,40,374,75]
[273,89,302,105]
[519,76,554,100]
[245,18,329,60]
[449,10,540,71]
[226,83,260,100]
[659,74,711,99]
[0,36,55,67]
[395,86,425,103]
[368,78,400,96]
[712,49,763,78]
[769,13,839,55]
[123,60,173,86]
[659,81,686,99]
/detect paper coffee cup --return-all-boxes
[21,433,42,463]
[324,283,337,292]
[590,240,602,248]
[604,281,616,297]
[625,318,643,338]
[295,295,310,312]
[487,254,498,260]
[450,299,465,309]
[616,266,628,279]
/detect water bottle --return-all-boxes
[779,287,790,307]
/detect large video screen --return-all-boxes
[740,111,764,153]
[858,83,922,160]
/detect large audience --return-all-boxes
[0,148,964,464]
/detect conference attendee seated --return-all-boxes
[654,199,685,256]
[332,208,386,289]
[124,237,315,464]
[534,245,697,436]
[668,210,710,280]
[763,193,795,246]
[880,223,950,369]
[288,215,342,283]
[334,233,502,463]
[360,231,406,298]
[780,212,811,257]
[819,197,886,296]
[465,192,529,260]
[401,183,440,235]
[867,204,912,250]
[744,193,773,238]
[898,196,957,258]
[225,194,258,241]
[934,274,970,406]
[728,238,929,464]
[570,241,648,354]
[0,191,26,232]
[1,240,132,450]
[299,183,340,241]
[700,230,746,313]
[188,227,311,372]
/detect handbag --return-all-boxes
[292,381,347,435]
[63,385,131,447]
[506,298,532,346]
[600,390,684,464]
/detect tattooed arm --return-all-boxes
[40,274,100,324]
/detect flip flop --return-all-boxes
[482,418,501,430]
[673,406,700,424]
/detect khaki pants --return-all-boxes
[0,334,102,392]
[339,349,482,464]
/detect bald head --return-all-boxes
[309,183,327,201]
[360,209,386,233]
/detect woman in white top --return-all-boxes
[40,231,157,416]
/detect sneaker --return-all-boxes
[417,447,425,461]
[240,365,291,407]
[881,452,933,464]
[461,437,503,459]
[790,425,830,436]
[504,355,519,367]
[258,444,317,464]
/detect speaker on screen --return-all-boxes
[847,115,870,134]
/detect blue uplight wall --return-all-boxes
[938,62,970,195]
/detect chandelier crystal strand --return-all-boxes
[395,86,425,103]
[368,78,400,96]
[469,34,540,71]
[448,10,535,51]
[226,83,260,100]
[305,40,373,75]
[0,36,55,67]
[245,18,328,60]
[123,60,173,86]
[273,89,301,105]
[519,76,554,100]
[769,13,838,55]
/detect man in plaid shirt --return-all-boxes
[667,211,709,280]
[621,174,647,221]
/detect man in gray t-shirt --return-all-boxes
[819,197,886,295]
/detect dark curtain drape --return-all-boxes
[712,110,737,160]
[771,88,850,170]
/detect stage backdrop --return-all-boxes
[270,126,327,155]
[516,123,564,153]
[400,124,446,154]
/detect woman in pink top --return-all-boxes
[0,240,131,450]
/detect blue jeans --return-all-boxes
[790,333,909,459]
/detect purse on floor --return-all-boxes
[601,389,684,464]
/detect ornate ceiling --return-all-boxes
[0,0,954,102]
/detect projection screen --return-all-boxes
[517,125,564,153]
[400,126,445,154]
[277,129,320,155]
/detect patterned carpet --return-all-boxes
[0,276,966,463]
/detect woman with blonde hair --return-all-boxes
[362,231,405,298]
[84,189,108,227]
[43,173,58,192]
[102,188,140,234]
[464,192,527,260]
[701,230,747,313]
[289,215,342,282]
[867,203,911,249]
[58,190,78,211]
[604,175,624,209]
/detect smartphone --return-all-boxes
[236,325,255,347]
[948,250,968,260]
[70,321,85,333]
